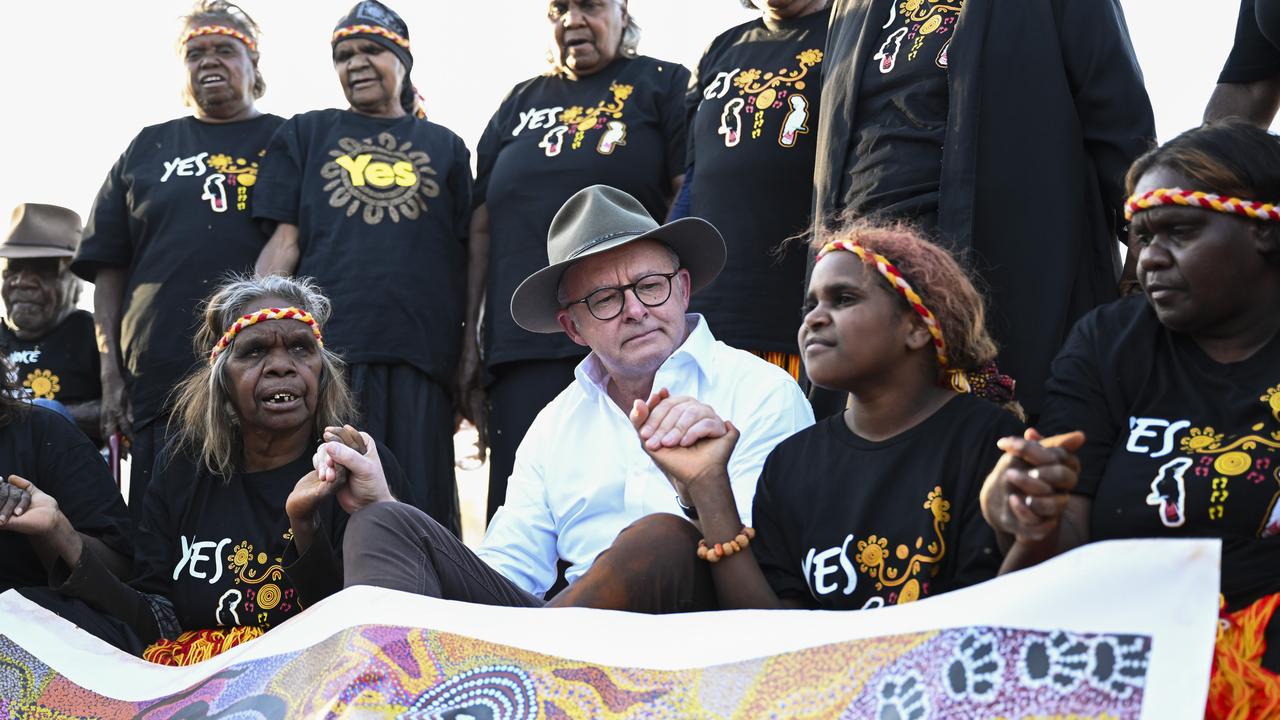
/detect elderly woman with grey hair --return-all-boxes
[460,0,691,521]
[28,275,407,663]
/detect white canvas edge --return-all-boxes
[0,537,1219,719]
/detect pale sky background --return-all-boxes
[0,0,1260,223]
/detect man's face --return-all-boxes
[556,240,691,380]
[2,258,73,339]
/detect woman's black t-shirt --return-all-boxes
[1040,295,1280,609]
[72,114,284,427]
[686,10,829,354]
[751,393,1020,610]
[0,407,132,592]
[0,310,101,405]
[1220,0,1280,84]
[475,56,689,367]
[253,110,473,384]
[132,443,408,633]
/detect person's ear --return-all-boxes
[675,267,692,308]
[1250,222,1280,264]
[557,308,590,347]
[904,312,933,352]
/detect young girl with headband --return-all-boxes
[981,121,1280,718]
[631,220,1026,610]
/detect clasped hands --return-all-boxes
[286,425,395,523]
[628,388,739,511]
[980,428,1086,546]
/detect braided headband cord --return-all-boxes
[181,25,257,52]
[814,240,1018,403]
[1124,187,1280,221]
[332,24,411,50]
[208,307,323,363]
[816,240,949,369]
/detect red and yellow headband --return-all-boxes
[209,307,323,363]
[331,24,411,50]
[816,240,948,369]
[1124,187,1280,222]
[181,25,258,53]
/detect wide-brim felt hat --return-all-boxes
[1,203,81,259]
[511,185,726,334]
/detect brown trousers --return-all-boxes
[343,502,716,613]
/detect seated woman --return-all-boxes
[979,121,1280,719]
[0,358,132,598]
[28,275,406,663]
[631,221,1025,610]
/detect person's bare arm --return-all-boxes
[255,222,300,277]
[632,398,807,610]
[63,400,103,445]
[0,476,131,579]
[1204,78,1280,126]
[457,205,490,453]
[92,267,132,444]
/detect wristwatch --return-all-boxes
[675,494,698,520]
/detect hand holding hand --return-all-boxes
[312,426,394,514]
[0,475,65,537]
[631,393,739,505]
[634,388,728,451]
[980,428,1086,545]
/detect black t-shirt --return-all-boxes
[841,0,963,222]
[0,310,101,405]
[253,110,473,382]
[1040,295,1280,609]
[475,56,689,367]
[133,443,409,633]
[752,393,1019,610]
[686,10,829,353]
[0,406,132,592]
[73,114,285,427]
[1220,0,1280,83]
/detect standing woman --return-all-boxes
[73,1,283,516]
[676,0,830,381]
[254,0,472,535]
[461,0,689,520]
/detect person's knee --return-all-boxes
[616,513,701,554]
[344,501,432,556]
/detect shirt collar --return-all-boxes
[574,314,716,398]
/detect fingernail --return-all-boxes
[1028,468,1041,479]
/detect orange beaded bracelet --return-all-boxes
[696,526,756,563]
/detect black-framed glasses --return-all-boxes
[566,271,679,321]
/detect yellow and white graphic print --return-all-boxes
[160,150,264,213]
[23,368,60,400]
[321,131,440,225]
[803,486,951,608]
[704,48,823,148]
[877,0,963,73]
[1131,386,1280,533]
[535,81,635,157]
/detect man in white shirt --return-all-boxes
[335,185,813,611]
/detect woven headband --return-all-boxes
[332,24,411,50]
[209,307,323,363]
[182,25,257,53]
[1124,187,1280,222]
[817,240,949,369]
[814,240,1018,403]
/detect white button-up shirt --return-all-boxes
[477,315,815,596]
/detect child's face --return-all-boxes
[798,251,915,391]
